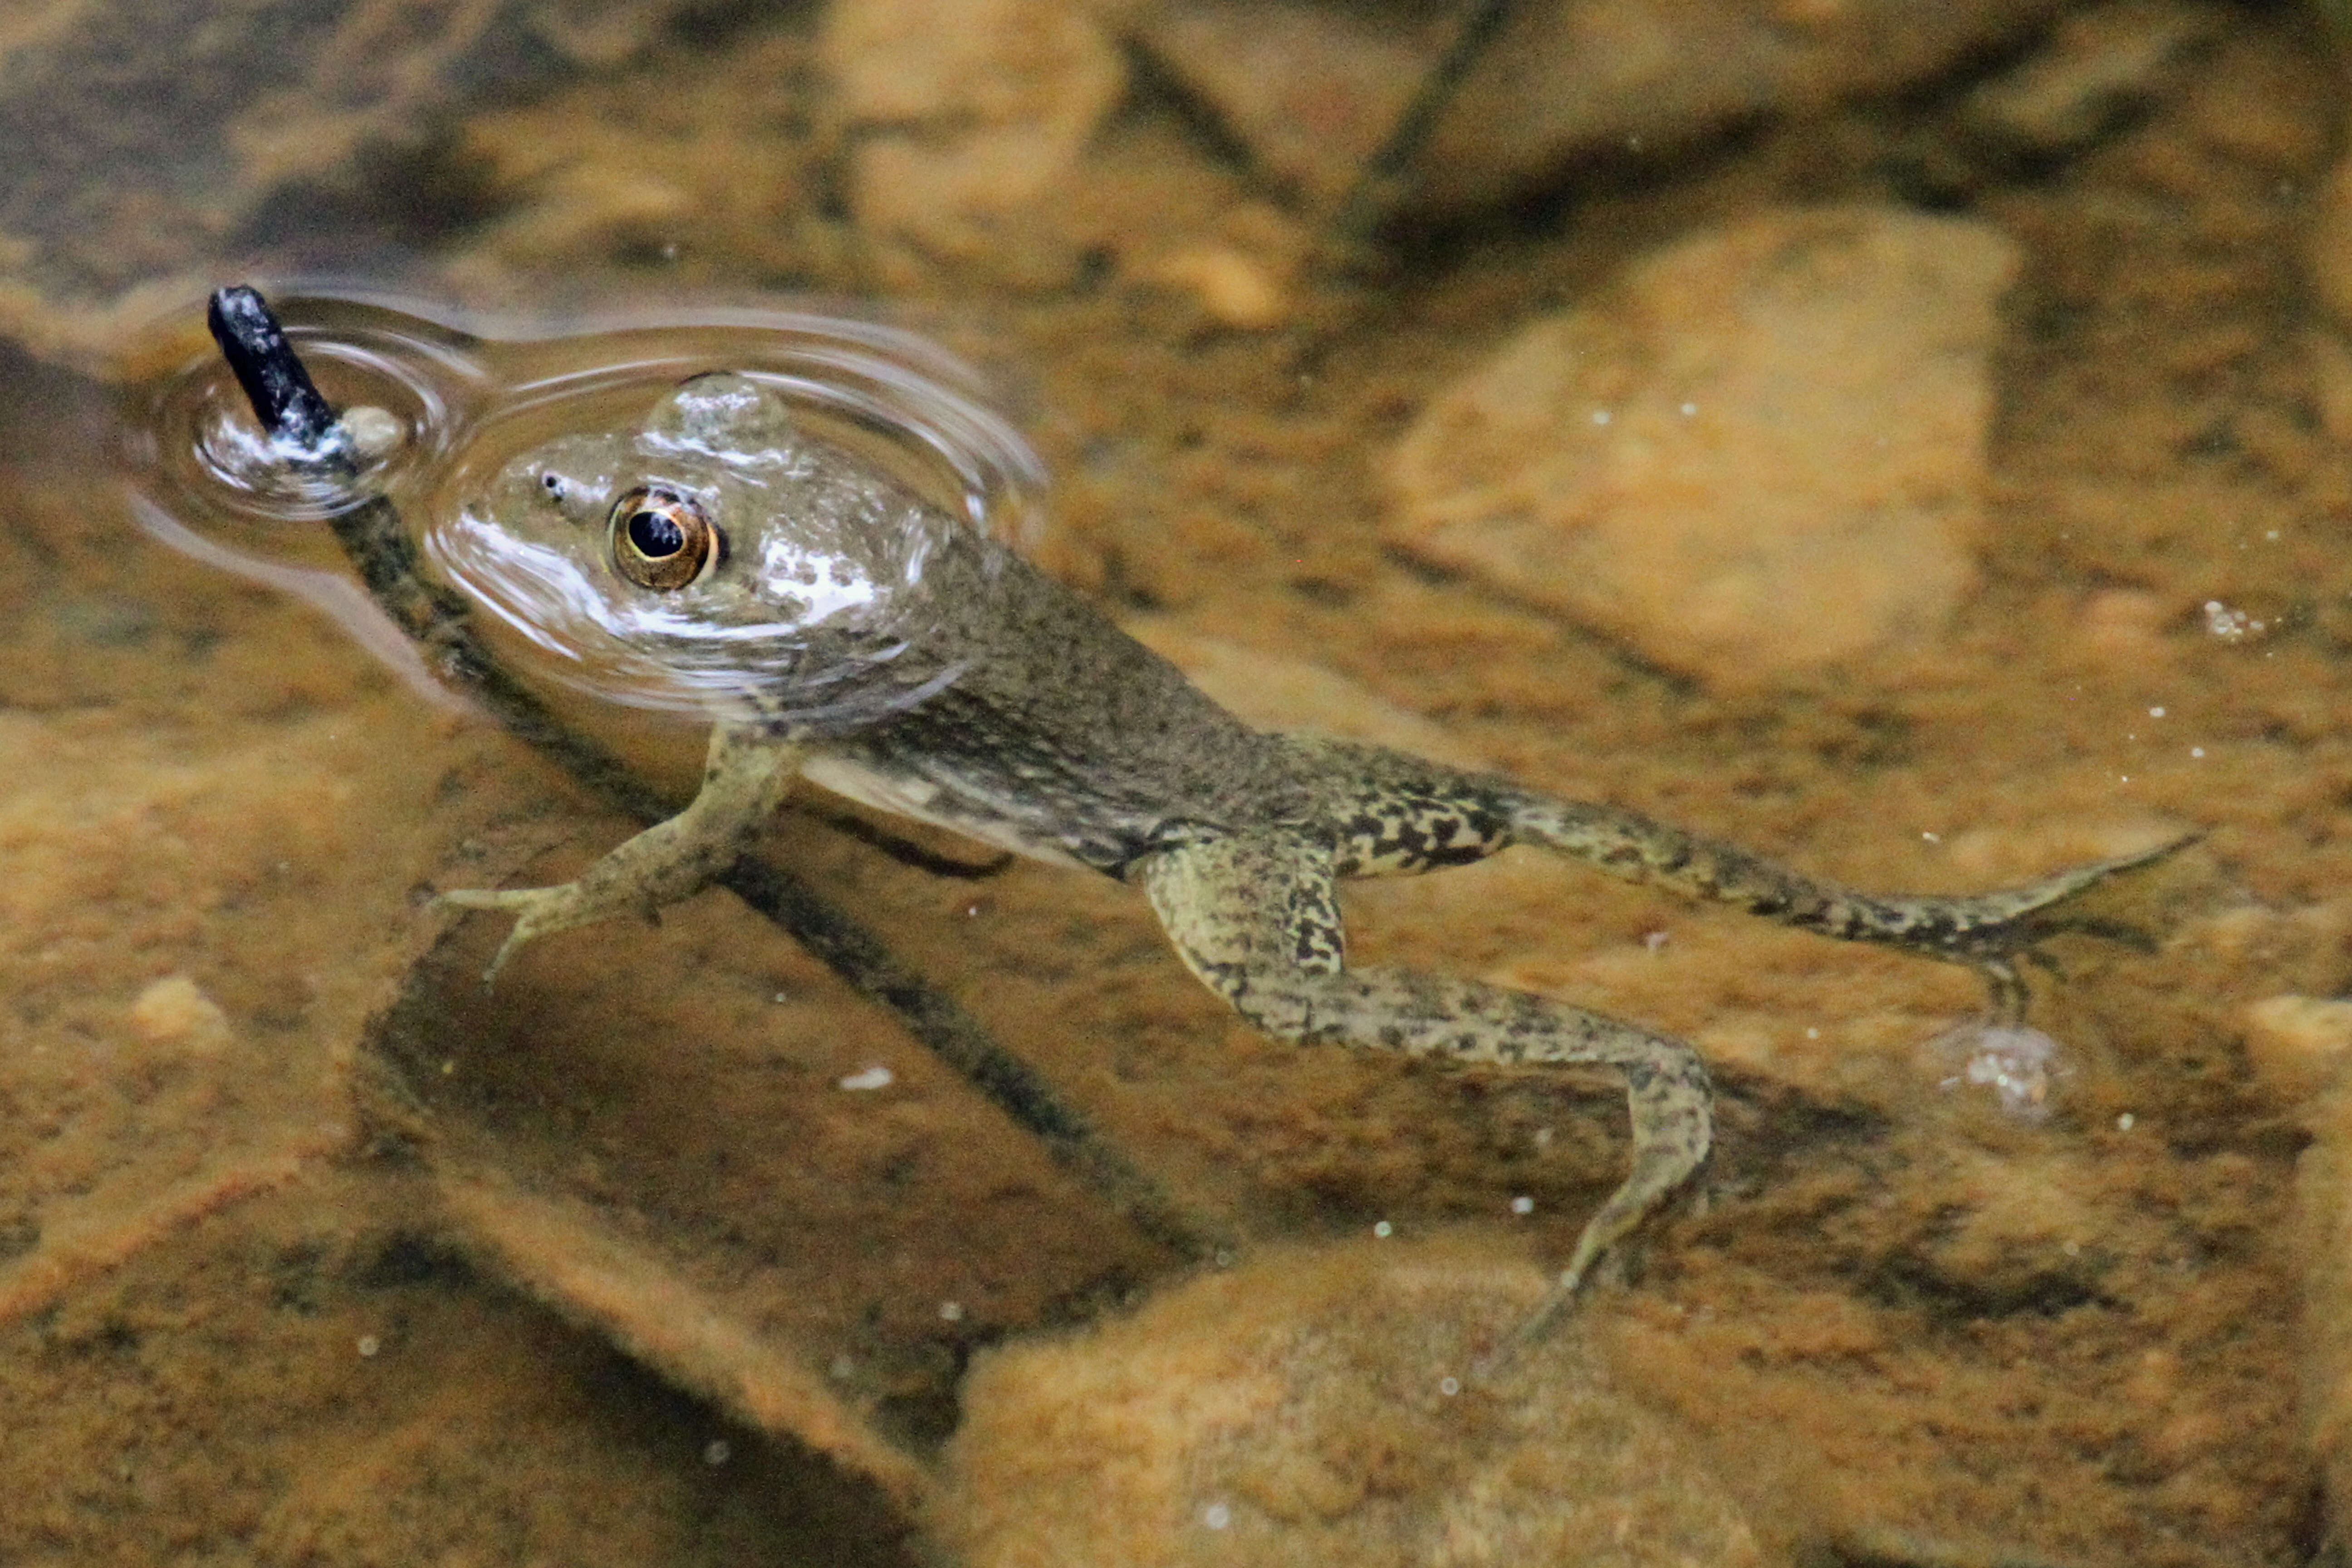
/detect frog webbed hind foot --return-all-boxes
[1952,836,2195,954]
[436,722,804,985]
[1867,834,2199,1021]
[1134,830,1714,1348]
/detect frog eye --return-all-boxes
[608,487,721,590]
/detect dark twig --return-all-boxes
[798,804,1015,881]
[206,286,1232,1264]
[1325,0,1517,248]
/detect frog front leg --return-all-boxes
[438,721,806,983]
[1133,831,1713,1327]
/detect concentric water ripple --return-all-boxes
[122,289,1049,723]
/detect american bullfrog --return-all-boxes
[433,369,2181,1312]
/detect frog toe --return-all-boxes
[479,923,534,989]
[433,883,589,986]
[432,886,542,914]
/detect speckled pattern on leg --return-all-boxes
[1287,737,2186,1019]
[1135,831,1714,1314]
[1496,789,2182,960]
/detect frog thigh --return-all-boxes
[438,721,805,983]
[1132,831,1712,1318]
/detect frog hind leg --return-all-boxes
[1133,829,1713,1333]
[437,722,805,984]
[1494,788,2192,1019]
[1288,738,2190,1021]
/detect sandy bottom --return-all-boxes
[2,9,2347,1565]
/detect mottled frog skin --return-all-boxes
[438,373,2181,1315]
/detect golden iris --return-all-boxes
[608,487,717,590]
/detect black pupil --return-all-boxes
[627,509,686,557]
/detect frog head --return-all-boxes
[428,372,967,724]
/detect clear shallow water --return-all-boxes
[2,9,2339,1566]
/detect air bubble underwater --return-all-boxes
[1926,1021,2070,1122]
[121,289,1052,731]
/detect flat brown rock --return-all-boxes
[1387,206,2019,689]
[1130,0,2071,212]
[941,1238,1764,1568]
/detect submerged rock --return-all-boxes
[1387,206,2018,689]
[941,1238,1764,1567]
[821,0,1126,289]
[2298,1076,2352,1550]
[2244,995,2352,1106]
[0,0,706,368]
[1128,0,2073,213]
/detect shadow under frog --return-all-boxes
[420,368,2186,1339]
